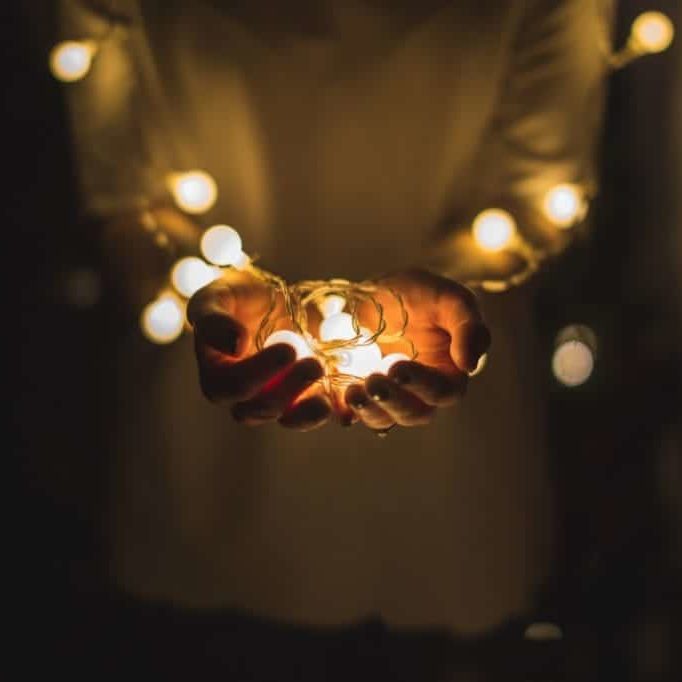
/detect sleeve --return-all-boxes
[429,0,615,290]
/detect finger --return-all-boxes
[388,361,467,407]
[364,374,435,427]
[198,343,296,403]
[329,388,358,427]
[435,284,491,373]
[279,394,332,431]
[345,384,395,430]
[188,280,249,356]
[232,358,324,425]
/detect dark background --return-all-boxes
[8,1,681,679]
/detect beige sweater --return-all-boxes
[59,0,610,634]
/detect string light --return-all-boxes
[263,330,315,360]
[49,41,97,82]
[630,11,674,54]
[320,295,346,319]
[472,209,517,252]
[552,325,597,387]
[543,184,585,228]
[54,13,672,401]
[334,342,383,378]
[319,312,358,342]
[171,257,219,298]
[378,353,411,374]
[168,170,218,214]
[200,225,250,268]
[141,293,185,344]
[609,11,675,69]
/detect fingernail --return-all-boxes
[367,376,391,402]
[392,369,411,385]
[370,386,390,402]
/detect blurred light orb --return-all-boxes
[379,353,411,374]
[141,295,185,344]
[552,333,595,387]
[50,41,95,82]
[320,312,357,342]
[631,12,674,53]
[335,343,383,378]
[200,225,243,266]
[320,295,347,319]
[170,170,218,214]
[524,623,564,641]
[264,330,314,360]
[171,257,218,298]
[472,209,516,252]
[543,184,584,228]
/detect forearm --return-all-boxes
[99,206,201,310]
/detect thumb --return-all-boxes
[187,281,246,357]
[433,282,490,373]
[449,319,491,374]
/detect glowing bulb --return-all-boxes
[543,184,584,228]
[141,295,185,344]
[169,170,218,214]
[552,324,597,387]
[335,344,383,378]
[319,313,357,342]
[49,41,96,82]
[264,330,314,360]
[320,295,347,319]
[171,257,219,298]
[524,623,563,641]
[378,353,411,374]
[472,209,516,252]
[631,12,674,53]
[200,225,246,267]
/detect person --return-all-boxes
[47,0,613,678]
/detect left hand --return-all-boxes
[343,268,491,432]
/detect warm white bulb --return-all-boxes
[264,330,314,360]
[552,340,594,387]
[200,225,244,266]
[49,41,95,82]
[141,295,185,344]
[335,343,383,378]
[472,209,516,252]
[319,312,357,342]
[320,295,347,319]
[543,184,584,228]
[171,257,219,298]
[378,353,411,374]
[169,170,218,214]
[631,12,674,53]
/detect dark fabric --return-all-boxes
[38,588,568,681]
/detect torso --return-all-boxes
[104,0,554,635]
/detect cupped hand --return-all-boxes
[187,271,331,431]
[344,268,490,432]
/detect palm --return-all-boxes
[360,269,478,376]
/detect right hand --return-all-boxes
[187,271,331,431]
